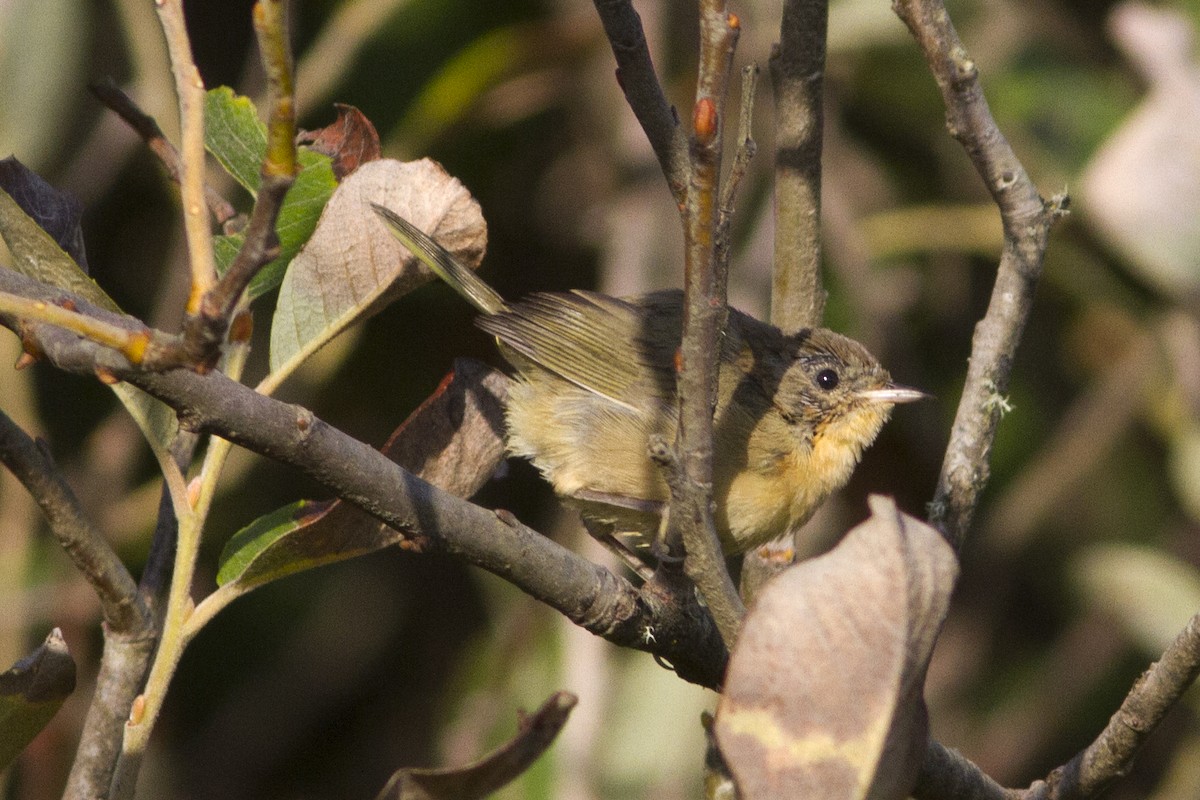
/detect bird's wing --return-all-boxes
[477,289,682,411]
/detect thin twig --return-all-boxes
[178,0,298,373]
[1034,613,1200,800]
[769,0,829,332]
[154,0,216,314]
[668,0,746,648]
[715,63,759,289]
[891,0,1067,551]
[591,0,691,203]
[90,79,239,229]
[0,412,147,633]
[0,291,154,366]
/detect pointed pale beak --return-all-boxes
[857,383,931,404]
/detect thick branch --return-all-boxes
[769,0,829,332]
[0,268,728,689]
[913,740,1019,800]
[891,0,1067,550]
[592,0,691,203]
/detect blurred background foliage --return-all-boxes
[1,0,1199,798]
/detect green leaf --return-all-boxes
[204,86,267,196]
[217,499,320,587]
[0,184,178,454]
[0,629,75,770]
[206,88,338,298]
[0,185,118,312]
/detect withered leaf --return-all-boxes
[299,103,382,180]
[374,692,576,800]
[268,157,486,382]
[0,157,87,272]
[715,496,958,800]
[0,629,76,770]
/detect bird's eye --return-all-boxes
[816,368,840,391]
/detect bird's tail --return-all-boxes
[371,203,505,315]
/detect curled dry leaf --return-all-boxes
[269,157,486,381]
[0,156,88,273]
[374,692,577,800]
[715,496,958,800]
[1079,3,1200,298]
[299,103,382,180]
[0,628,76,770]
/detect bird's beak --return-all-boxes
[857,383,931,405]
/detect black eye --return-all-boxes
[816,368,839,391]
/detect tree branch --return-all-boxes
[891,0,1067,551]
[0,411,149,634]
[667,0,746,649]
[1035,612,1200,800]
[0,267,729,690]
[178,0,298,372]
[0,404,162,800]
[769,0,829,333]
[591,0,691,203]
[90,78,239,230]
[154,0,216,313]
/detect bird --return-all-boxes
[372,202,926,558]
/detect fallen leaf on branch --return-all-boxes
[374,692,576,800]
[0,629,76,770]
[715,496,958,800]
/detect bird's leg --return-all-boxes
[582,518,656,582]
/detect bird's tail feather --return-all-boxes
[371,202,505,314]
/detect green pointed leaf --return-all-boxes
[204,86,267,196]
[0,184,117,312]
[206,88,338,298]
[0,180,178,453]
[0,629,75,770]
[267,158,485,383]
[217,499,326,588]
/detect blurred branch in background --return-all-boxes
[770,0,828,332]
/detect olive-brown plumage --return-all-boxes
[373,204,925,554]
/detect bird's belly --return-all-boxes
[716,468,803,551]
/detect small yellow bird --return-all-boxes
[373,204,926,556]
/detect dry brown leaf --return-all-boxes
[268,157,486,381]
[299,103,382,180]
[715,496,958,800]
[374,692,576,800]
